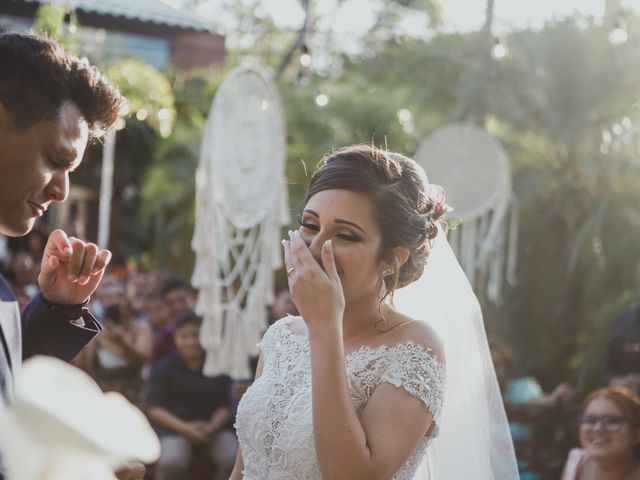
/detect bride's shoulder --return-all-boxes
[280,314,307,335]
[392,318,445,365]
[269,314,307,336]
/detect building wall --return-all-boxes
[170,31,225,70]
[0,8,225,70]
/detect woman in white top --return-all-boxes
[231,144,447,479]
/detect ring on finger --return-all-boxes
[286,266,295,276]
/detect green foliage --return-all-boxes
[104,59,176,137]
[139,124,199,276]
[137,69,221,276]
[478,19,640,393]
[33,3,65,38]
[33,3,78,52]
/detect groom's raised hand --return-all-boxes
[37,229,112,305]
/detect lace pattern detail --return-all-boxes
[235,317,446,480]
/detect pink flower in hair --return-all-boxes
[426,184,461,232]
[427,184,447,219]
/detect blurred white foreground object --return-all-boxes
[0,356,159,480]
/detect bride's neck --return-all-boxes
[342,298,389,342]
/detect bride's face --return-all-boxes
[298,189,386,306]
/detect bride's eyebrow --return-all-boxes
[304,209,366,234]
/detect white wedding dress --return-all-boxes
[235,316,445,480]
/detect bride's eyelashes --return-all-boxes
[297,218,361,243]
[336,232,361,242]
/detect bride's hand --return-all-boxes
[283,230,345,332]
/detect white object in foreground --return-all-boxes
[0,356,160,480]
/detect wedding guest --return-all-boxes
[148,312,236,480]
[605,302,640,394]
[151,278,196,363]
[561,386,640,480]
[75,279,153,404]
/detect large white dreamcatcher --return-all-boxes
[191,65,289,379]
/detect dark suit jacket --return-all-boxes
[0,273,101,400]
[0,274,101,478]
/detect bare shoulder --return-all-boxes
[391,318,445,364]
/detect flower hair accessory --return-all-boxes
[426,184,462,233]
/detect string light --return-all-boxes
[609,20,628,45]
[299,44,312,68]
[315,93,329,107]
[63,7,77,35]
[491,37,508,60]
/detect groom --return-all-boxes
[0,32,144,479]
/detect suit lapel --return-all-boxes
[0,274,21,401]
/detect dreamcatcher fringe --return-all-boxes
[447,195,518,303]
[191,78,288,379]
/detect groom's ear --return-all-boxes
[0,101,18,131]
[0,101,10,129]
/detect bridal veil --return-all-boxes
[395,224,519,479]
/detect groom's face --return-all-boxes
[0,100,88,237]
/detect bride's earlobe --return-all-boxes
[392,247,410,270]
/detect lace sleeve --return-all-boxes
[381,342,446,424]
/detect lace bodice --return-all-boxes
[235,317,446,479]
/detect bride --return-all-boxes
[231,144,518,479]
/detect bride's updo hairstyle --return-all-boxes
[306,144,438,297]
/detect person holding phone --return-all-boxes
[75,278,153,404]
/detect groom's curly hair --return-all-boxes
[306,144,437,298]
[0,32,124,137]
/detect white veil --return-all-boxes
[395,226,519,479]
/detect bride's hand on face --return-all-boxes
[283,230,345,332]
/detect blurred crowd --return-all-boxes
[0,228,299,480]
[1,230,638,480]
[489,299,640,480]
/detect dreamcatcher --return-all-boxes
[415,123,517,302]
[191,65,289,378]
